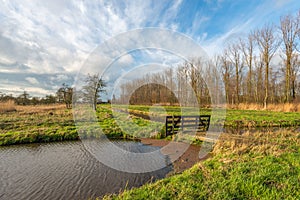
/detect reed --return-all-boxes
[235,103,300,112]
[0,100,16,113]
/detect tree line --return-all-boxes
[0,74,106,109]
[117,11,300,108]
[0,90,59,106]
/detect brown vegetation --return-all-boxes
[0,100,16,113]
[231,103,300,112]
[16,104,66,114]
[213,128,300,157]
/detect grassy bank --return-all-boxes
[103,129,300,199]
[96,106,165,139]
[0,105,78,145]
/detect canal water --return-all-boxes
[0,140,172,200]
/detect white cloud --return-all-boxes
[0,0,298,96]
[118,54,134,65]
[25,77,39,85]
[0,0,184,79]
[0,82,53,96]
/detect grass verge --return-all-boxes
[102,129,300,199]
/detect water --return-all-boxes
[0,140,172,200]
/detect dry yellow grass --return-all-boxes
[0,100,16,113]
[213,129,300,157]
[234,103,300,112]
[16,104,66,114]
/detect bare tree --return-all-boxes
[57,83,73,109]
[291,54,300,99]
[279,13,300,102]
[190,58,206,105]
[227,42,243,104]
[219,50,234,104]
[240,33,255,102]
[82,74,106,110]
[253,55,264,103]
[254,24,280,109]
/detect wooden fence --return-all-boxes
[165,115,210,136]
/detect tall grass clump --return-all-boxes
[235,103,300,112]
[0,100,16,113]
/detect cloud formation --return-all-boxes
[0,0,299,96]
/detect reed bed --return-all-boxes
[233,103,300,112]
[0,100,16,113]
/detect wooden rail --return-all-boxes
[165,115,210,136]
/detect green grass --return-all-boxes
[95,106,165,139]
[0,105,166,146]
[2,104,300,146]
[103,130,300,200]
[0,106,79,145]
[224,109,300,127]
[96,105,209,144]
[115,104,300,127]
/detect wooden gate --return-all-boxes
[165,115,210,136]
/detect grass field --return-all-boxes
[116,104,300,127]
[0,104,165,145]
[95,106,164,139]
[0,104,78,145]
[1,104,300,145]
[102,129,300,199]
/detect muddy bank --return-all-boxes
[140,138,210,174]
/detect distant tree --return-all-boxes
[112,94,117,103]
[82,74,106,110]
[17,91,30,105]
[56,88,64,103]
[31,97,40,105]
[0,91,4,100]
[56,83,73,109]
[43,95,56,104]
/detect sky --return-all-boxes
[0,0,299,97]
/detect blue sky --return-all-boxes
[0,0,299,97]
